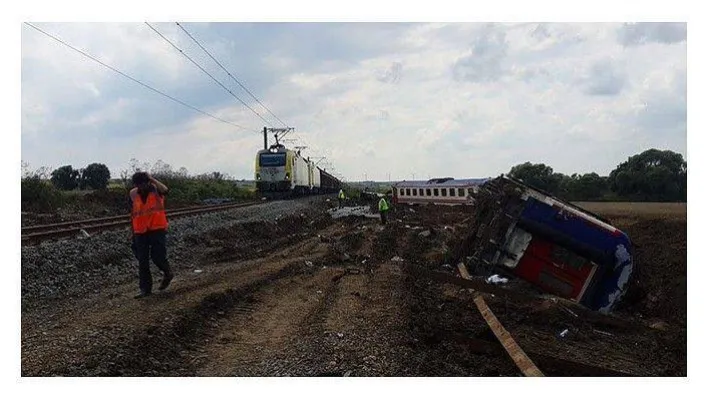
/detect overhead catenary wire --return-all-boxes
[145,22,273,127]
[175,22,290,129]
[24,22,255,132]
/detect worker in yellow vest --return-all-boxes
[378,196,390,225]
[338,189,345,208]
[129,172,173,299]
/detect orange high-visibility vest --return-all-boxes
[131,191,168,234]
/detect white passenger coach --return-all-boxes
[392,177,490,206]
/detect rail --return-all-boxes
[21,201,262,245]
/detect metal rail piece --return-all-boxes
[21,201,261,245]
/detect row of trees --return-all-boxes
[508,149,687,202]
[21,159,255,212]
[48,163,112,191]
[119,159,253,205]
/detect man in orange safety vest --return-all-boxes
[130,172,173,299]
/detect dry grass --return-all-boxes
[573,202,687,219]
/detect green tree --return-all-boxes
[608,149,687,201]
[79,163,111,190]
[508,162,561,193]
[50,165,80,190]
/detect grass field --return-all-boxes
[574,202,687,218]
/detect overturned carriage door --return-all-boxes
[512,236,598,302]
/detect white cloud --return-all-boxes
[582,60,627,96]
[617,22,687,47]
[22,22,687,181]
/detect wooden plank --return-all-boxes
[473,294,544,377]
[457,263,472,280]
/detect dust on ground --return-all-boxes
[21,199,686,376]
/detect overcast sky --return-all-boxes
[21,22,686,181]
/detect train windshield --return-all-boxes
[260,153,286,167]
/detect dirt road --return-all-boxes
[21,199,687,376]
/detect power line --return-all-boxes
[175,22,290,129]
[145,22,272,126]
[24,22,255,132]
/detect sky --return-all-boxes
[21,22,687,181]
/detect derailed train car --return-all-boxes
[466,175,633,313]
[255,143,342,198]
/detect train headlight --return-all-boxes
[285,173,290,180]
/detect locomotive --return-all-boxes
[255,142,341,199]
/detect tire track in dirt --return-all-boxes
[22,232,335,376]
[192,266,347,376]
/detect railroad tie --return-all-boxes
[473,294,544,377]
[456,263,543,377]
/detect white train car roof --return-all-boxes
[392,177,490,188]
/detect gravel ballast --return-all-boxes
[21,198,328,311]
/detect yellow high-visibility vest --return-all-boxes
[378,198,389,211]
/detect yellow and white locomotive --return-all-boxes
[255,141,341,199]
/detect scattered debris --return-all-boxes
[593,329,614,337]
[558,329,570,338]
[391,256,404,262]
[327,206,378,219]
[343,370,353,377]
[649,321,670,331]
[559,304,579,318]
[79,229,90,238]
[305,261,314,267]
[194,269,203,274]
[418,230,431,238]
[337,333,344,338]
[486,275,509,285]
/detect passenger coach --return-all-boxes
[392,177,490,206]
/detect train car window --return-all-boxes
[399,188,404,196]
[413,189,418,196]
[426,189,432,196]
[441,188,447,197]
[458,188,465,197]
[433,189,439,196]
[259,153,286,167]
[538,271,574,297]
[406,188,411,196]
[551,246,587,270]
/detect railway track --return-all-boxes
[21,201,262,245]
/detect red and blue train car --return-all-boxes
[468,176,634,312]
